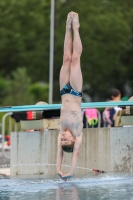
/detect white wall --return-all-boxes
[10,127,133,176]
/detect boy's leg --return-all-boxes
[59,12,73,90]
[70,13,83,92]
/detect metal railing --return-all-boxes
[1,112,12,159]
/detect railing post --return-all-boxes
[2,112,12,159]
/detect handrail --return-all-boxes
[2,112,12,159]
[97,110,101,128]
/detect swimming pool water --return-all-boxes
[0,173,133,200]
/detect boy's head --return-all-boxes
[61,129,75,153]
[111,88,121,100]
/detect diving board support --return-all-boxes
[20,118,60,130]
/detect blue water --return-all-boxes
[0,173,133,200]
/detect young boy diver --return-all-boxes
[57,11,83,180]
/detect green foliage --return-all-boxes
[0,0,50,82]
[29,82,49,103]
[0,68,49,134]
[53,0,133,101]
[0,67,49,107]
[0,0,133,102]
[1,67,34,106]
[0,77,8,104]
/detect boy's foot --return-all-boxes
[72,12,80,30]
[66,11,73,30]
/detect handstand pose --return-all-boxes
[57,11,83,180]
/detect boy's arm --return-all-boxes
[56,133,64,176]
[63,132,83,177]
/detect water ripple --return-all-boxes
[0,173,133,192]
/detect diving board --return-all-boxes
[0,101,133,112]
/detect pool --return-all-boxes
[0,172,133,200]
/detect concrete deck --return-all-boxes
[0,168,10,176]
[0,149,10,176]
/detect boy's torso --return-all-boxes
[60,94,83,137]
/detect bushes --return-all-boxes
[0,67,49,106]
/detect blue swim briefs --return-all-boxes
[60,83,82,97]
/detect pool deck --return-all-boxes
[0,168,10,176]
[0,149,10,176]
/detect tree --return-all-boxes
[53,0,133,101]
[0,77,8,104]
[2,68,34,106]
[0,0,133,102]
[0,0,50,82]
[29,82,49,103]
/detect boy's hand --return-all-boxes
[58,174,67,181]
[57,171,73,181]
[62,173,73,180]
[57,172,67,181]
[57,170,64,177]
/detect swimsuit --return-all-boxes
[60,83,82,97]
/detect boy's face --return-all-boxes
[61,129,75,146]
